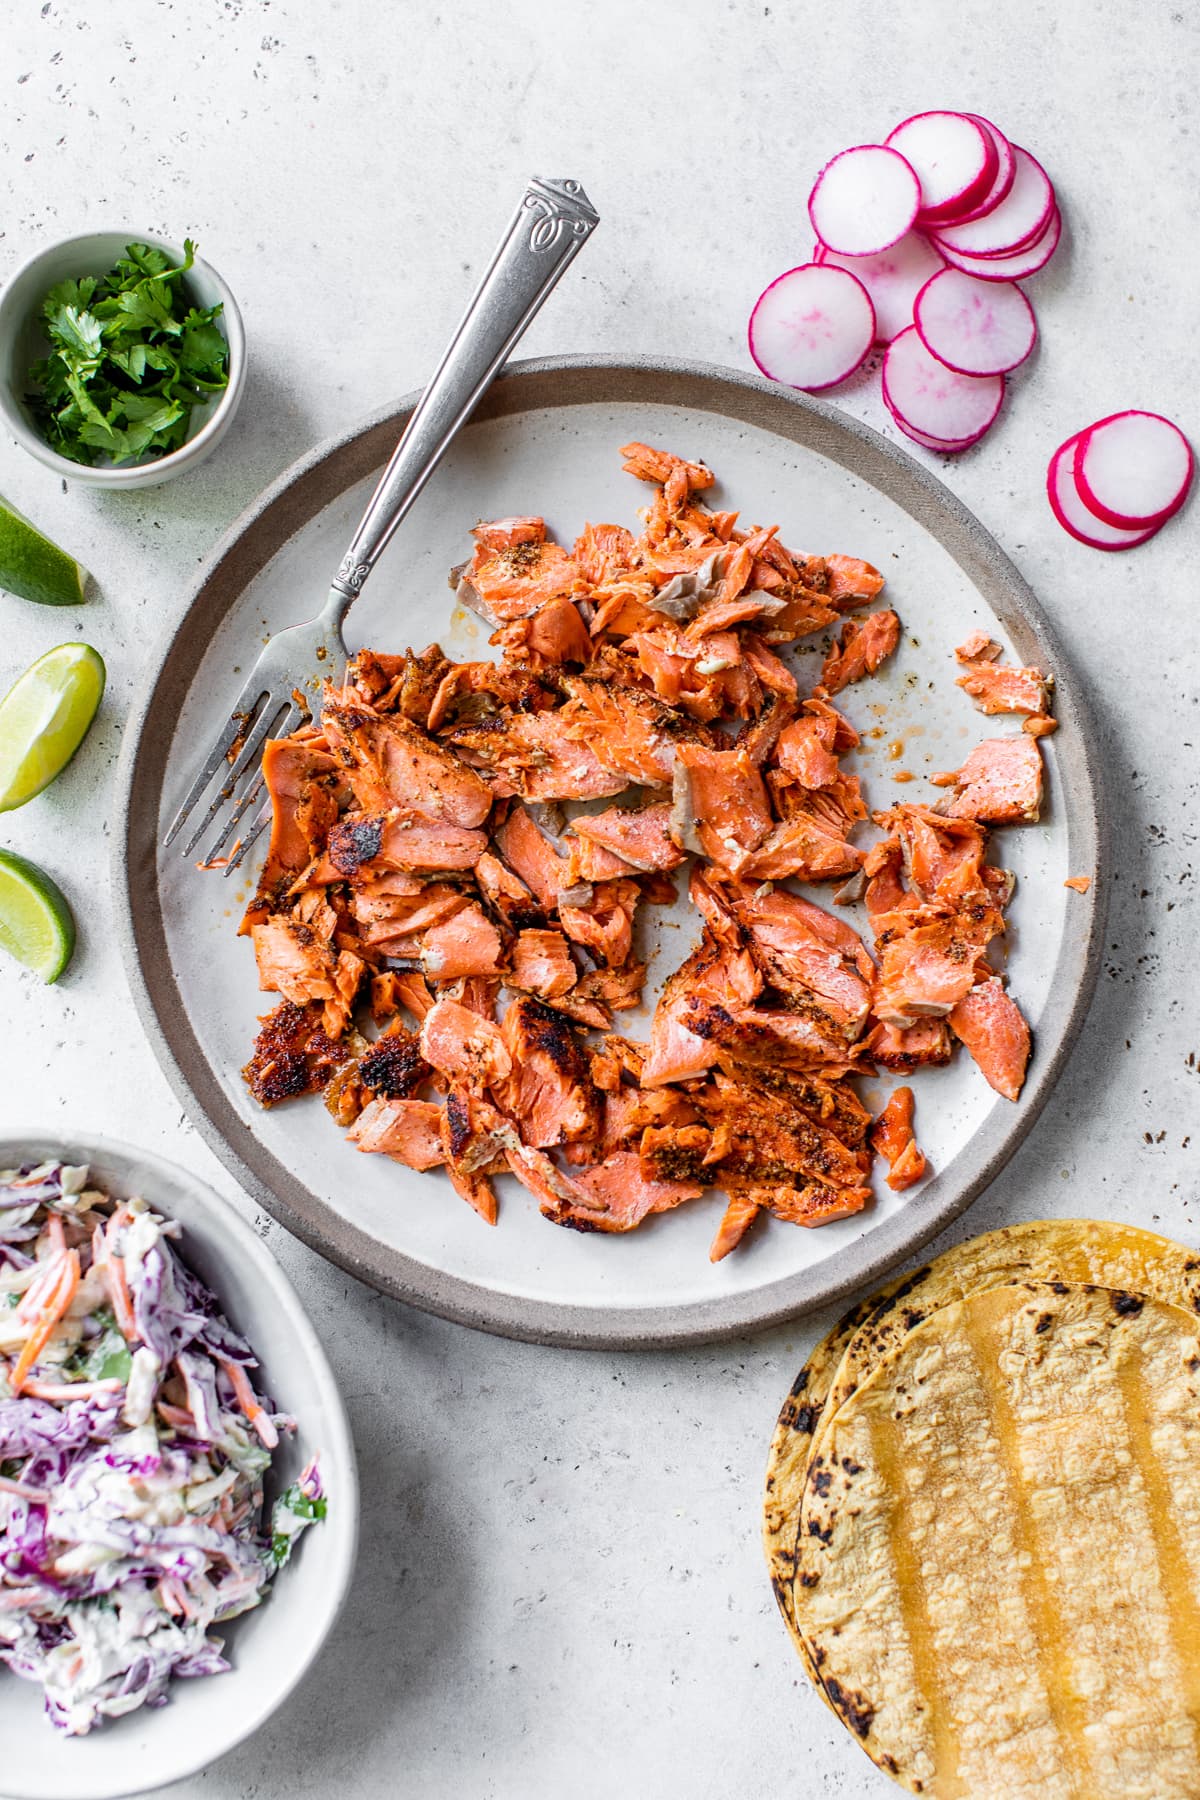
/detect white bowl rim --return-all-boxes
[0,1129,359,1800]
[0,228,246,486]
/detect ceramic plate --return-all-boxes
[0,1135,358,1800]
[114,357,1106,1347]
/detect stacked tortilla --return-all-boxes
[764,1221,1200,1798]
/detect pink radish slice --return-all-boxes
[884,402,993,454]
[814,232,946,345]
[882,325,1004,442]
[885,112,996,224]
[1075,411,1195,528]
[1046,436,1161,550]
[913,269,1036,376]
[808,145,921,256]
[934,115,1017,225]
[933,206,1061,281]
[748,264,876,392]
[933,147,1054,258]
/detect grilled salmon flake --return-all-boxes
[217,440,1053,1256]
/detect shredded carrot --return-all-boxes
[11,1250,81,1395]
[106,1254,139,1341]
[219,1356,279,1449]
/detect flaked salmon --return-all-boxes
[948,975,1031,1101]
[954,634,1053,718]
[820,609,901,695]
[222,436,1053,1261]
[870,1086,928,1191]
[932,734,1044,824]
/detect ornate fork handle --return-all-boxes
[328,176,599,611]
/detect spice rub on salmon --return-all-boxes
[213,438,1052,1259]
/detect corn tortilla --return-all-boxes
[794,1281,1200,1798]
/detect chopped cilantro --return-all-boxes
[63,1308,132,1384]
[269,1482,328,1568]
[25,240,229,468]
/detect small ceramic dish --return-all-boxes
[0,231,246,490]
[0,1133,358,1800]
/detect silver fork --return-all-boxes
[163,176,600,874]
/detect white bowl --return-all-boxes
[0,1134,358,1800]
[0,232,246,489]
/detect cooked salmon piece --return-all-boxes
[559,677,678,789]
[242,1000,351,1106]
[510,928,577,999]
[494,804,571,907]
[489,595,592,667]
[348,1097,446,1170]
[862,837,916,927]
[741,633,798,700]
[541,1149,704,1234]
[932,734,1044,824]
[471,516,546,551]
[875,803,990,901]
[557,963,647,1026]
[446,1164,500,1225]
[738,799,864,883]
[820,609,901,694]
[948,975,1031,1101]
[573,521,637,585]
[725,884,874,1031]
[764,1178,872,1227]
[419,902,504,980]
[451,709,628,802]
[673,743,772,873]
[709,1192,763,1261]
[495,998,600,1153]
[569,802,685,873]
[419,998,511,1086]
[241,733,347,931]
[863,1018,953,1070]
[475,850,540,931]
[251,916,337,1008]
[1023,714,1058,738]
[567,836,637,883]
[954,636,1053,717]
[373,970,436,1026]
[685,999,861,1074]
[353,882,468,943]
[321,690,493,826]
[774,698,857,788]
[870,1087,928,1191]
[356,1021,431,1099]
[823,553,886,609]
[619,441,715,491]
[456,527,581,626]
[559,877,640,969]
[639,937,759,1088]
[872,893,1005,1026]
[313,810,488,878]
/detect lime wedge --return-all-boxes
[0,496,88,608]
[0,849,75,982]
[0,643,106,812]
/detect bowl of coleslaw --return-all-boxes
[0,1135,358,1800]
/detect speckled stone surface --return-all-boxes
[1,2,1197,1794]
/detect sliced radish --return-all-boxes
[941,115,1017,224]
[914,269,1037,376]
[886,409,990,454]
[814,232,946,345]
[882,325,1004,443]
[808,145,921,257]
[933,206,1061,281]
[1046,435,1161,550]
[932,147,1054,258]
[1075,412,1194,528]
[885,112,996,224]
[748,264,876,392]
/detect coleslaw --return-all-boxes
[0,1160,325,1734]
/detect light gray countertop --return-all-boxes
[2,1,1197,1793]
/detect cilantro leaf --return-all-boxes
[24,238,229,467]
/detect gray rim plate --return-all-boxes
[113,356,1107,1348]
